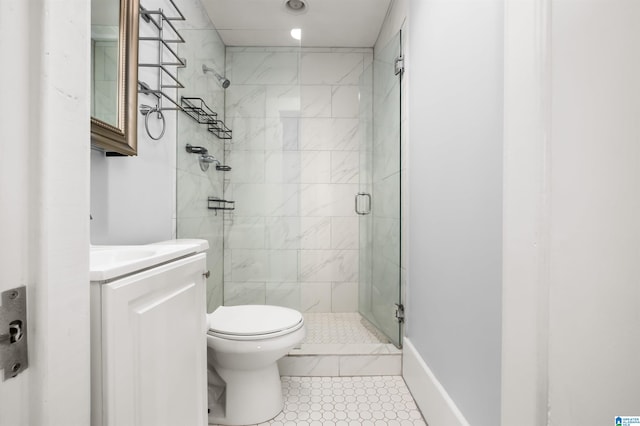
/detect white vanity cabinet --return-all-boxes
[91,252,208,426]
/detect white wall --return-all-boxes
[547,0,640,422]
[90,134,176,244]
[501,0,551,423]
[502,0,640,424]
[407,1,504,425]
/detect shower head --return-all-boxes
[202,64,231,89]
[217,75,231,89]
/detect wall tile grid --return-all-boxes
[224,47,373,313]
[176,25,227,313]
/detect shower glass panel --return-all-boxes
[176,28,227,313]
[358,31,402,347]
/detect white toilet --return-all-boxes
[206,305,305,425]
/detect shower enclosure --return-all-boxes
[358,32,403,347]
[176,28,403,347]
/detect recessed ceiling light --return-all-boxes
[284,0,308,15]
[290,28,302,40]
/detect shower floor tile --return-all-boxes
[209,376,427,426]
[302,313,390,345]
[281,313,401,375]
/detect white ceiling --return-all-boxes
[201,0,393,47]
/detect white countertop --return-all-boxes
[90,239,209,282]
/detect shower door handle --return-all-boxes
[355,193,371,215]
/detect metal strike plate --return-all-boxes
[0,287,28,380]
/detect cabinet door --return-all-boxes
[101,253,207,426]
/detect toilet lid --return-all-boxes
[208,305,303,337]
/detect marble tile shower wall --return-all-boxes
[223,47,373,313]
[176,27,226,313]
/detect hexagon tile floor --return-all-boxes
[210,376,427,426]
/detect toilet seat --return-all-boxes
[208,305,304,341]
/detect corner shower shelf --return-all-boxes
[181,97,232,140]
[208,119,232,140]
[208,197,235,212]
[181,97,217,123]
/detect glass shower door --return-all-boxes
[358,31,402,347]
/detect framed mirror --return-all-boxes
[91,0,140,155]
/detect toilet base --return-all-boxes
[208,361,283,425]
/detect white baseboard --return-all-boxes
[402,338,470,426]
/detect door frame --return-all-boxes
[0,0,91,425]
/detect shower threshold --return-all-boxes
[278,313,401,376]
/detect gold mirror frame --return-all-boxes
[91,0,140,156]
